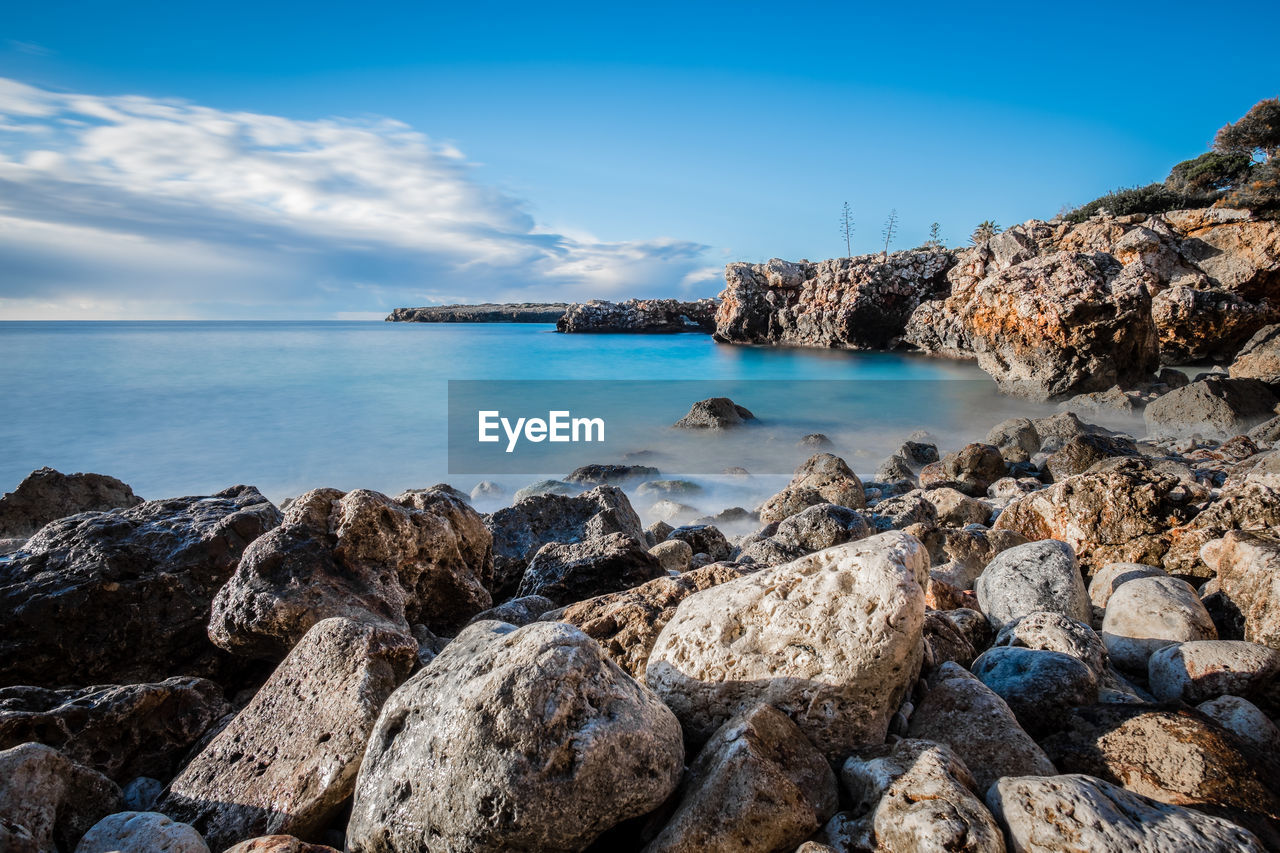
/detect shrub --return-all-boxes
[1165,151,1253,194]
[1063,184,1199,224]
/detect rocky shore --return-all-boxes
[555,298,719,333]
[7,391,1280,851]
[385,303,570,323]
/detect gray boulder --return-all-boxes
[986,417,1041,464]
[673,397,756,429]
[74,812,209,853]
[970,646,1100,735]
[974,539,1090,629]
[517,532,664,605]
[1145,377,1278,441]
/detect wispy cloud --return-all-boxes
[0,79,717,318]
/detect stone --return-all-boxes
[994,611,1108,676]
[1038,703,1280,847]
[1203,530,1280,648]
[210,486,491,660]
[1147,640,1280,705]
[121,777,163,811]
[159,618,416,852]
[906,662,1057,794]
[551,563,747,677]
[974,539,1090,629]
[926,526,1029,590]
[556,297,719,333]
[673,397,756,429]
[469,481,505,501]
[646,531,927,761]
[647,499,702,525]
[921,487,991,526]
[643,704,838,853]
[970,646,1099,735]
[666,524,733,562]
[649,538,693,573]
[900,439,941,466]
[1087,562,1166,612]
[346,621,683,853]
[837,739,1004,853]
[1101,576,1217,671]
[565,464,661,486]
[1230,324,1280,384]
[511,479,578,503]
[75,812,209,853]
[921,610,978,672]
[874,455,916,484]
[223,837,342,853]
[0,742,122,853]
[466,594,557,627]
[938,444,1007,497]
[986,417,1041,464]
[1145,377,1279,441]
[486,485,644,599]
[0,676,229,784]
[798,433,835,448]
[759,454,866,524]
[1165,483,1280,578]
[1198,695,1280,749]
[0,486,281,687]
[516,532,664,605]
[0,467,142,539]
[636,479,703,499]
[1045,434,1139,481]
[772,502,871,551]
[986,774,1265,853]
[869,490,938,532]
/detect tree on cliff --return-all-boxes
[881,209,898,260]
[839,202,854,257]
[923,222,944,248]
[1165,151,1253,194]
[971,221,1001,244]
[1215,98,1280,163]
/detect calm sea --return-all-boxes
[0,321,1139,518]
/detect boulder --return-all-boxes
[465,594,557,627]
[758,454,866,524]
[837,739,1004,853]
[565,464,661,485]
[74,812,208,853]
[516,532,663,605]
[993,611,1108,677]
[920,487,991,526]
[1203,530,1280,648]
[986,417,1041,464]
[0,742,121,853]
[1163,481,1280,578]
[1145,377,1278,441]
[1044,434,1139,481]
[644,704,838,853]
[347,621,683,853]
[223,837,342,853]
[511,479,578,503]
[906,662,1057,794]
[1148,640,1280,705]
[874,454,916,484]
[209,487,491,660]
[1197,695,1280,749]
[1230,324,1280,384]
[1087,562,1166,613]
[868,490,938,532]
[986,774,1264,853]
[970,646,1099,735]
[649,539,693,573]
[159,618,416,852]
[666,524,734,562]
[485,485,643,599]
[0,467,142,539]
[0,486,281,687]
[974,539,1090,630]
[1152,284,1275,364]
[937,444,1007,497]
[926,526,1029,590]
[0,676,229,783]
[1100,576,1217,671]
[922,610,979,672]
[774,502,872,551]
[673,397,756,429]
[646,531,927,761]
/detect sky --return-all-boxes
[0,1,1277,319]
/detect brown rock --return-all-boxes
[0,467,142,539]
[1204,530,1280,648]
[223,836,342,853]
[759,453,866,524]
[0,742,121,853]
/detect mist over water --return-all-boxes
[0,321,1145,523]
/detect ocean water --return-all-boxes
[0,321,1142,522]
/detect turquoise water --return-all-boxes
[0,321,1113,514]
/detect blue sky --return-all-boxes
[1,0,1277,318]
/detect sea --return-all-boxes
[0,321,1144,524]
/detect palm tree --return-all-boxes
[971,220,1002,244]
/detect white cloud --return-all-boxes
[0,78,721,318]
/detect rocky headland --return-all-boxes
[555,298,719,333]
[385,303,570,323]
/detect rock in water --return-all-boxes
[160,618,416,851]
[0,486,281,687]
[0,467,142,539]
[75,812,209,853]
[0,676,230,783]
[974,539,1090,630]
[986,774,1264,853]
[644,704,838,853]
[645,531,926,762]
[0,742,122,853]
[516,532,664,605]
[210,487,492,660]
[346,621,683,853]
[672,397,756,429]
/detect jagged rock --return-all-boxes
[517,532,664,605]
[0,676,229,783]
[485,485,643,599]
[1229,324,1280,384]
[209,487,492,660]
[75,812,208,853]
[868,490,938,532]
[511,479,578,503]
[986,417,1041,464]
[1198,695,1280,749]
[160,618,416,851]
[672,397,756,429]
[649,538,693,572]
[921,487,991,526]
[714,251,954,349]
[466,594,557,627]
[1145,377,1279,441]
[900,439,941,466]
[1101,576,1217,671]
[770,502,871,551]
[1163,481,1280,578]
[1154,285,1276,364]
[986,774,1265,853]
[970,647,1099,735]
[974,539,1090,630]
[758,454,866,524]
[925,527,1029,590]
[666,524,733,562]
[646,532,926,761]
[1038,703,1280,847]
[1087,562,1166,613]
[994,611,1108,677]
[922,610,979,672]
[1058,386,1144,416]
[836,739,1004,853]
[1148,640,1280,705]
[1200,530,1280,648]
[0,467,142,539]
[556,298,719,333]
[874,454,916,484]
[0,486,281,687]
[0,742,122,853]
[936,444,1007,497]
[1045,434,1139,481]
[644,704,838,853]
[347,621,683,853]
[798,432,835,448]
[907,662,1057,794]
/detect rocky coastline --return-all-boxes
[385,303,571,323]
[7,385,1280,850]
[555,298,719,333]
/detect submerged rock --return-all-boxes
[672,397,756,429]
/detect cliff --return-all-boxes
[555,299,719,333]
[386,303,570,323]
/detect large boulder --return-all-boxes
[1230,324,1280,385]
[485,486,643,600]
[1145,377,1279,441]
[1148,640,1280,705]
[1202,530,1280,648]
[936,443,1008,497]
[0,676,229,783]
[516,532,663,605]
[1044,434,1139,481]
[347,621,683,853]
[0,486,281,687]
[758,453,866,524]
[1100,576,1217,671]
[986,774,1264,853]
[75,812,209,853]
[672,397,756,429]
[0,467,142,539]
[159,618,416,851]
[1164,481,1280,578]
[646,531,927,761]
[551,563,747,677]
[993,611,1108,678]
[0,742,122,853]
[970,646,1099,735]
[644,704,838,853]
[974,539,1090,630]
